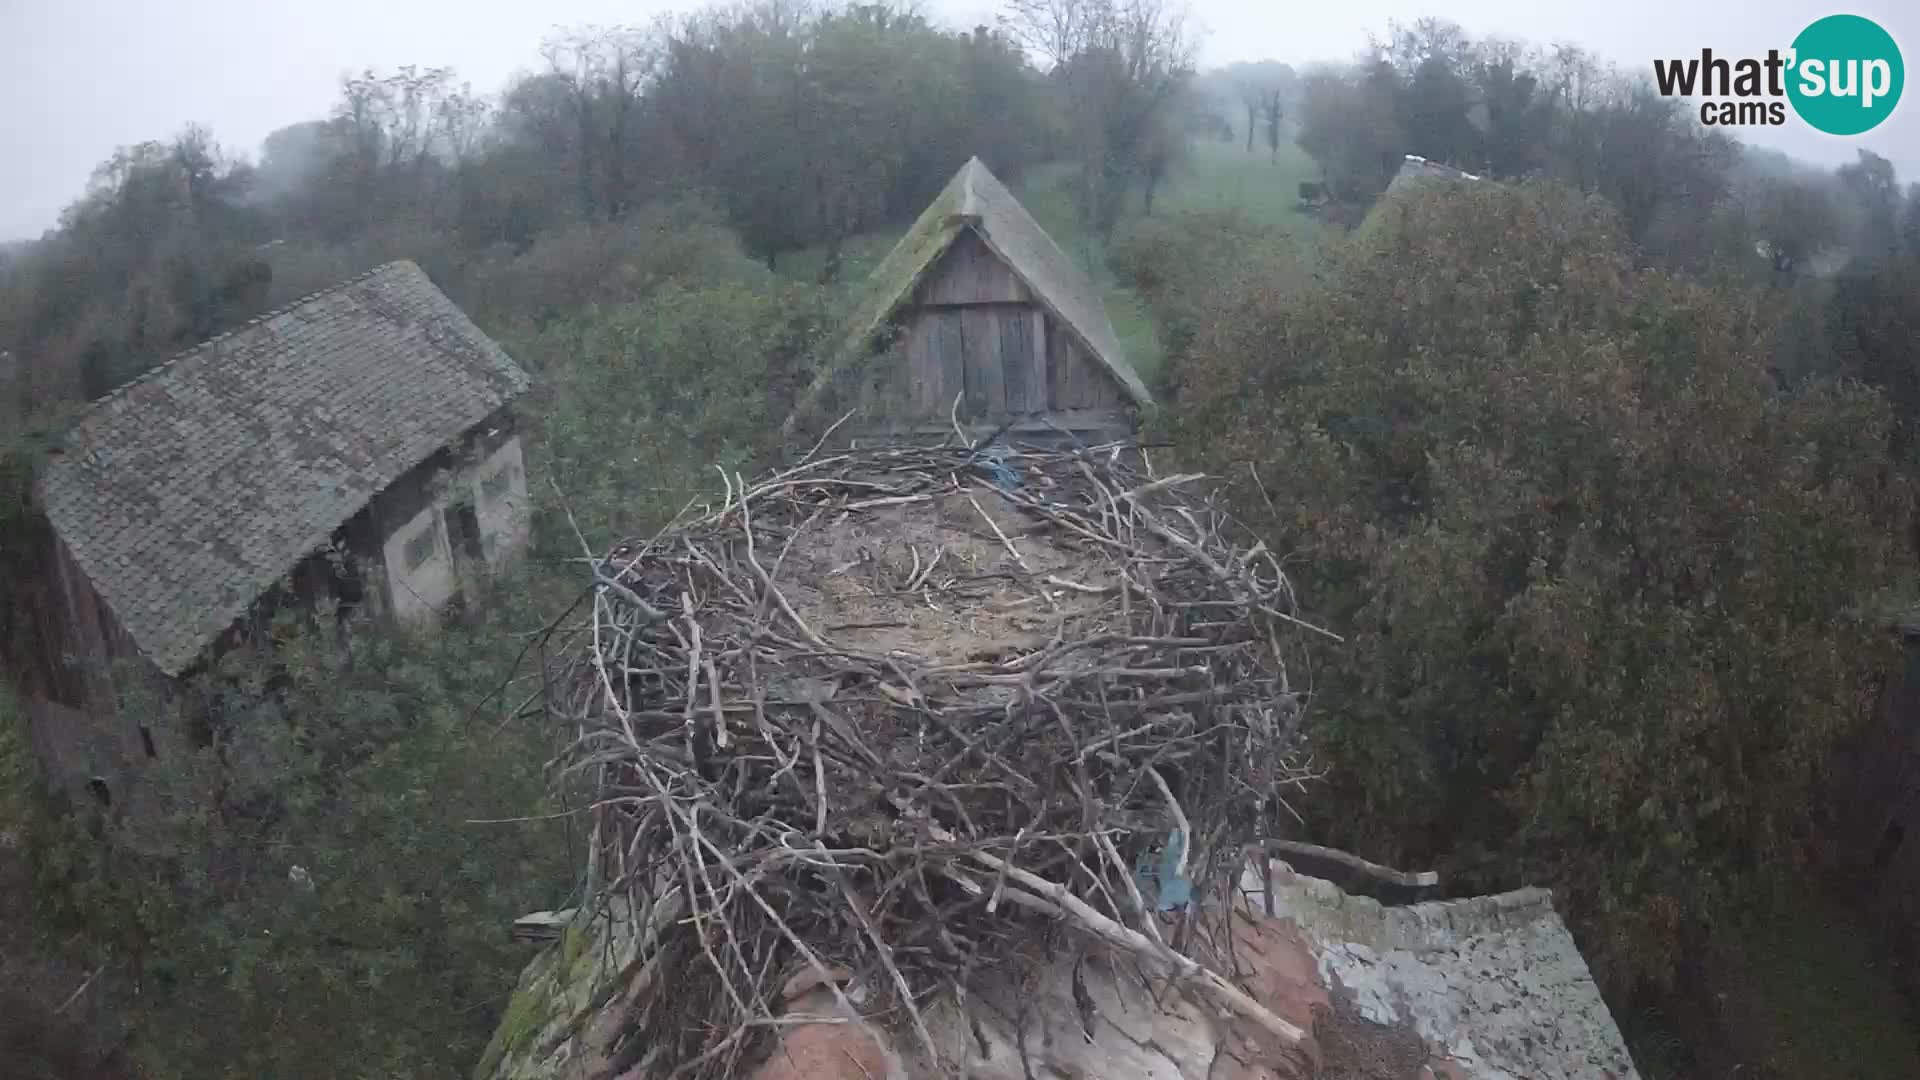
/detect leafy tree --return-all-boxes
[533,277,829,542]
[1377,20,1477,167]
[1823,162,1920,465]
[1175,180,1909,991]
[1838,149,1902,256]
[5,579,579,1080]
[0,128,269,402]
[1751,176,1840,275]
[1471,42,1554,178]
[1296,62,1405,203]
[648,4,1046,271]
[1109,208,1301,365]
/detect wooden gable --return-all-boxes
[879,228,1127,429]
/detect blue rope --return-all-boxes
[970,442,1023,493]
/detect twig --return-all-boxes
[961,850,1307,1047]
[1267,840,1439,889]
[55,965,104,1015]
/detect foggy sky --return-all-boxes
[2,0,1915,241]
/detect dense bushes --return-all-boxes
[3,583,578,1080]
[1176,180,1910,990]
[1108,208,1304,367]
[527,275,831,546]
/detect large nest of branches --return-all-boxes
[551,437,1326,1078]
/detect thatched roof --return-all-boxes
[39,261,529,675]
[796,157,1150,429]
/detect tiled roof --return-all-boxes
[39,261,530,676]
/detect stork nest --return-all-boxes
[549,438,1327,1077]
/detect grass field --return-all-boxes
[1001,134,1324,384]
[1705,888,1920,1079]
[785,132,1327,387]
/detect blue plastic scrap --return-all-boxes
[970,443,1023,493]
[1132,828,1193,913]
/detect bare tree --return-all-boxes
[1260,89,1282,161]
[542,26,658,220]
[1233,75,1285,156]
[1002,0,1196,240]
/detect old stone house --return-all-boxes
[8,260,532,807]
[789,156,1152,445]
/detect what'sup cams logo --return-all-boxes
[1653,14,1903,134]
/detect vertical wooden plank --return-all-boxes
[904,314,939,414]
[1083,348,1122,408]
[962,307,1006,417]
[1001,308,1033,413]
[1045,315,1066,412]
[1056,326,1087,409]
[916,231,1032,306]
[939,310,966,417]
[899,317,922,414]
[1035,310,1049,412]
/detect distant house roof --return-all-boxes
[1387,153,1483,195]
[39,260,530,676]
[797,156,1150,427]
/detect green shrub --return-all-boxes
[1108,209,1304,370]
[4,573,579,1080]
[459,199,767,344]
[529,279,830,544]
[1177,179,1910,991]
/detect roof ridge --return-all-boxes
[956,157,986,221]
[82,259,418,411]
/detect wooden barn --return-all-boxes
[790,157,1151,444]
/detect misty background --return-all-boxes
[4,0,1915,240]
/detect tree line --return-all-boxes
[0,0,1211,421]
[1291,16,1920,284]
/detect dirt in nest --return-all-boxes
[779,486,1116,668]
[1313,993,1435,1080]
